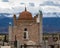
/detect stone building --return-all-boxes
[9,7,43,46]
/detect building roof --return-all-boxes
[18,7,33,20]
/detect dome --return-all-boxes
[18,7,33,20]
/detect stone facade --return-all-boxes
[9,8,43,45]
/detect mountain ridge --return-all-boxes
[0,17,60,33]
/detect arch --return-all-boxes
[27,40,36,45]
[27,40,36,48]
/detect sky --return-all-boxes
[0,0,60,17]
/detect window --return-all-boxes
[45,37,48,40]
[24,28,27,31]
[24,28,29,39]
[24,32,26,39]
[24,44,27,48]
[53,37,58,42]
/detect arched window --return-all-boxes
[24,28,29,39]
[24,32,26,39]
[24,28,27,31]
[24,44,27,48]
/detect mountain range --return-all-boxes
[0,13,60,34]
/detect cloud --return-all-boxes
[29,3,35,7]
[40,1,55,6]
[41,6,60,13]
[2,0,8,2]
[40,1,60,7]
[0,0,60,17]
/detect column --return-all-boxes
[9,23,12,41]
[39,10,43,44]
[17,40,20,48]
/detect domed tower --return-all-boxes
[18,7,33,20]
[11,7,43,47]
